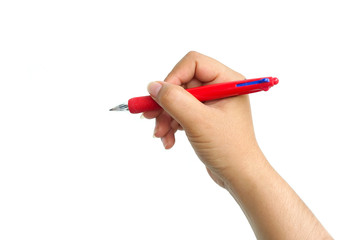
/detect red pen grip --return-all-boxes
[128,77,278,113]
[128,96,160,113]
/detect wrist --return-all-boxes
[222,148,271,196]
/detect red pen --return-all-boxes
[110,77,279,113]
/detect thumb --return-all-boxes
[147,81,206,130]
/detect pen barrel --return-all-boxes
[187,77,273,101]
[128,77,278,113]
[128,96,160,113]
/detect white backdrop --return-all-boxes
[1,0,359,239]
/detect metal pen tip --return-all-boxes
[109,104,129,111]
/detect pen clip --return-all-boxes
[236,78,270,87]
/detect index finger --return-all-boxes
[165,51,245,86]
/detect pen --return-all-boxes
[110,77,279,113]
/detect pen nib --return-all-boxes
[109,104,129,111]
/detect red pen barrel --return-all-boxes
[128,96,160,113]
[128,77,278,113]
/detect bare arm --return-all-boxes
[224,150,331,239]
[144,51,332,239]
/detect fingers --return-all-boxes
[144,51,245,150]
[142,109,181,149]
[154,111,172,138]
[184,78,202,89]
[155,115,178,149]
[142,109,162,119]
[161,129,175,149]
[150,82,207,131]
[165,51,243,86]
[154,113,182,137]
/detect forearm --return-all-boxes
[146,51,332,238]
[224,151,332,240]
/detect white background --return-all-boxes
[1,0,359,239]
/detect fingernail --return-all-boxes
[153,126,158,138]
[140,113,145,119]
[161,138,168,149]
[147,82,162,98]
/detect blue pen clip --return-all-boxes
[236,78,270,87]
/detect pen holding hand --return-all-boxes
[111,77,278,113]
[117,51,331,239]
[143,51,262,186]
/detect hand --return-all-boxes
[144,52,332,239]
[143,51,262,187]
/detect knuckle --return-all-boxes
[186,50,200,59]
[159,84,181,103]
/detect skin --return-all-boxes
[143,51,332,239]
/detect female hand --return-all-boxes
[143,52,332,239]
[143,51,263,187]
